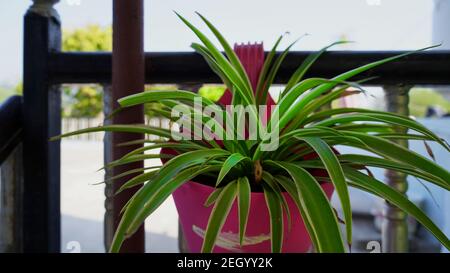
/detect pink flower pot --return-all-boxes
[172,180,334,253]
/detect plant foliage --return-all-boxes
[53,13,450,253]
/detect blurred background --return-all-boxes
[0,0,449,253]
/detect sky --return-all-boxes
[0,0,436,86]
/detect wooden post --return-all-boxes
[109,0,145,252]
[22,0,61,252]
[382,85,412,253]
[103,84,115,251]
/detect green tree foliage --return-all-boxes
[62,25,111,118]
[409,88,450,117]
[63,85,103,118]
[63,25,112,52]
[14,81,22,95]
[0,82,23,103]
[198,85,226,101]
[0,87,12,102]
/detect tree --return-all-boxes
[63,85,103,118]
[409,88,450,117]
[63,25,112,52]
[0,82,23,103]
[62,25,112,118]
[198,85,226,101]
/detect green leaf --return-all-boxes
[298,137,352,245]
[189,41,262,131]
[192,43,234,92]
[311,45,439,101]
[109,150,228,252]
[202,180,238,253]
[216,153,248,186]
[116,170,158,194]
[50,124,173,141]
[344,168,450,250]
[254,126,344,160]
[341,132,450,187]
[313,112,449,151]
[103,154,170,170]
[278,45,440,133]
[274,175,319,249]
[275,78,335,122]
[237,177,251,245]
[120,143,204,161]
[289,84,369,129]
[116,139,168,147]
[295,80,376,126]
[118,90,215,108]
[266,161,345,252]
[175,12,255,106]
[374,133,435,141]
[262,182,284,253]
[282,41,350,96]
[255,35,284,102]
[257,36,305,106]
[335,124,395,134]
[196,12,253,94]
[125,164,222,237]
[125,149,228,226]
[98,166,160,185]
[204,187,223,207]
[338,154,449,190]
[111,165,217,252]
[262,171,292,230]
[269,78,366,133]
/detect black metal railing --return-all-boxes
[49,51,450,85]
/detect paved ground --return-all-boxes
[61,140,179,253]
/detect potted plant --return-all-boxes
[54,13,450,253]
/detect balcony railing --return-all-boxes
[48,50,450,85]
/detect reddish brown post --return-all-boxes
[110,0,145,252]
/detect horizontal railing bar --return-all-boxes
[0,96,23,164]
[48,51,450,85]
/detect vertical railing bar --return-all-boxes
[382,84,412,253]
[102,84,115,252]
[110,0,145,252]
[22,0,62,252]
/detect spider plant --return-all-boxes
[53,13,450,253]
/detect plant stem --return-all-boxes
[254,160,263,183]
